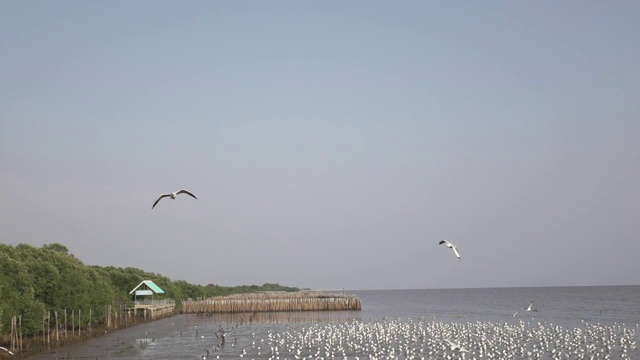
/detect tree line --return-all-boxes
[0,242,299,337]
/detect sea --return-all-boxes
[26,286,640,359]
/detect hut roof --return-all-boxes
[129,280,165,295]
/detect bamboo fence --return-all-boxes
[2,303,173,356]
[181,292,362,314]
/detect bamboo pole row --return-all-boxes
[2,303,174,356]
[8,315,22,354]
[182,293,362,314]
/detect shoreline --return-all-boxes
[8,292,360,359]
[3,313,171,359]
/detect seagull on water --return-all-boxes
[439,240,461,261]
[152,189,197,209]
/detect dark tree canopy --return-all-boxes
[0,243,300,337]
[42,243,70,254]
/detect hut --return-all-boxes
[129,280,165,303]
[127,280,175,319]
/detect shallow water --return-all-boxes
[26,286,640,359]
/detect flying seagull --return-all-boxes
[525,301,538,312]
[513,301,538,317]
[444,339,470,353]
[152,189,197,209]
[439,240,461,261]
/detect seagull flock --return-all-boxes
[151,190,462,266]
[152,188,460,266]
[0,187,626,359]
[149,190,529,317]
[192,317,638,360]
[143,189,639,360]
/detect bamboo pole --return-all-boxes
[19,315,23,353]
[55,311,59,342]
[10,316,15,353]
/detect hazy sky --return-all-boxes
[1,1,639,290]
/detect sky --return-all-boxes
[1,1,639,290]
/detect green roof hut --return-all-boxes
[129,280,165,302]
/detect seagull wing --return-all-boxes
[439,240,451,247]
[452,245,461,260]
[176,189,197,199]
[526,301,533,311]
[152,194,171,209]
[444,338,456,348]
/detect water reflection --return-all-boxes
[187,310,362,325]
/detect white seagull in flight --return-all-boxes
[444,339,470,353]
[439,240,461,261]
[152,189,198,209]
[525,300,538,312]
[514,301,538,317]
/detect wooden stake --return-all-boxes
[55,311,59,342]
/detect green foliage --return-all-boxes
[42,243,69,254]
[0,243,300,337]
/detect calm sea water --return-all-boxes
[358,286,640,327]
[27,286,640,359]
